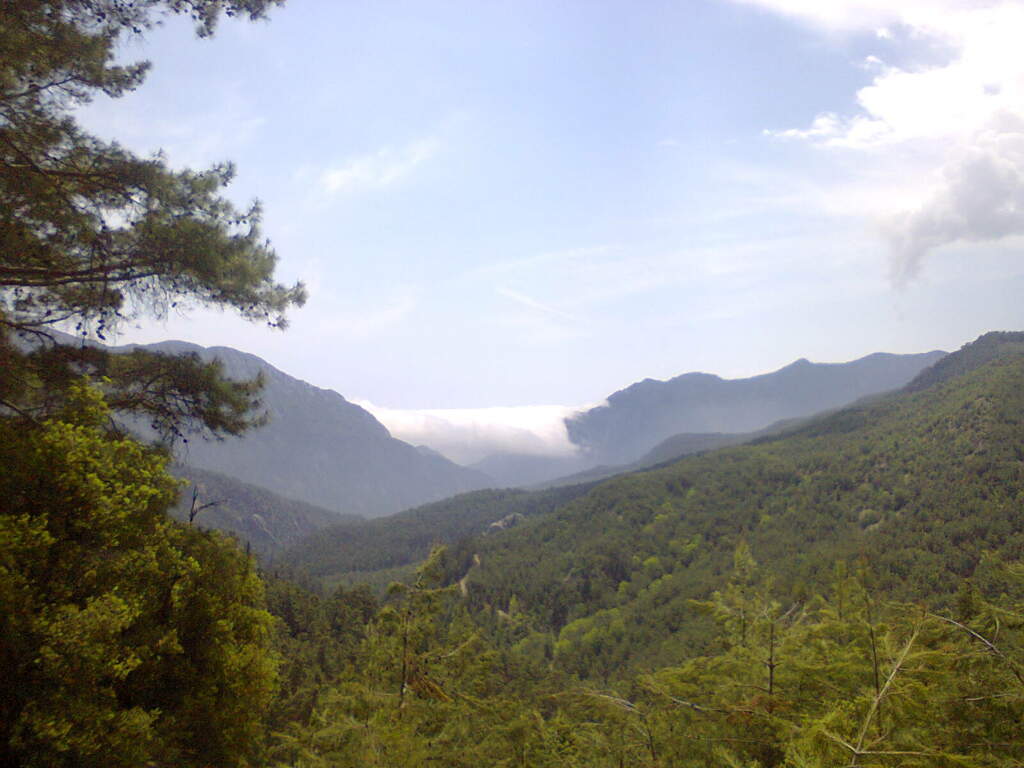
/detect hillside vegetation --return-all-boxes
[280,483,596,582]
[169,466,358,557]
[243,334,1024,766]
[10,328,1024,766]
[446,338,1024,677]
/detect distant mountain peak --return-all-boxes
[566,349,947,466]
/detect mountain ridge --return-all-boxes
[564,349,947,466]
[442,336,1024,676]
[80,335,496,518]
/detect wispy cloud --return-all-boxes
[475,236,851,329]
[766,113,844,142]
[749,0,1024,284]
[478,245,664,310]
[490,282,587,346]
[474,245,617,278]
[727,0,977,32]
[321,137,440,194]
[314,290,419,341]
[496,287,576,321]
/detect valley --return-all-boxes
[5,3,1024,765]
[257,331,1024,766]
[103,337,949,555]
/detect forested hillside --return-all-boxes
[254,335,1024,767]
[169,466,360,557]
[280,482,596,584]
[263,546,1024,767]
[534,429,758,489]
[6,0,1024,765]
[447,339,1024,676]
[905,330,1024,391]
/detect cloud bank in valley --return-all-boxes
[356,402,592,465]
[751,0,1024,283]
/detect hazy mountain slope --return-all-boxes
[452,338,1024,676]
[169,465,358,557]
[634,430,746,466]
[565,350,946,465]
[115,340,493,517]
[473,351,941,490]
[534,411,870,490]
[531,432,751,490]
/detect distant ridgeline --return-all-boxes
[450,350,948,490]
[274,348,949,578]
[57,335,945,557]
[564,349,947,467]
[408,331,1024,677]
[56,336,495,525]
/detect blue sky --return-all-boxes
[81,0,1024,459]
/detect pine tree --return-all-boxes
[1,6,302,765]
[0,0,304,435]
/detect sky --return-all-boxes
[80,0,1024,461]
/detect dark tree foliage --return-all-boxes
[0,4,303,766]
[0,385,278,768]
[261,545,1024,767]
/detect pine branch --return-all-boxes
[930,612,1024,689]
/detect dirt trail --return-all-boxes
[458,553,481,597]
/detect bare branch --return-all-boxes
[930,612,1024,688]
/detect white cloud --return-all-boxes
[321,137,440,194]
[884,125,1024,284]
[748,0,1024,282]
[767,112,844,141]
[356,402,590,464]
